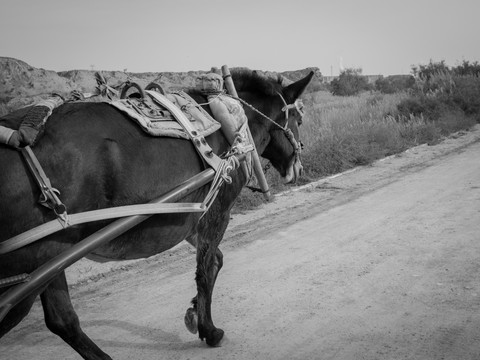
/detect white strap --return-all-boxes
[0,203,205,255]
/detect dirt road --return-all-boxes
[1,126,480,360]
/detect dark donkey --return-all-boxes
[0,69,313,359]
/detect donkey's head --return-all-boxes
[233,70,314,183]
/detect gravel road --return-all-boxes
[1,125,479,360]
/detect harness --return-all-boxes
[21,147,69,227]
[0,67,310,326]
[1,83,304,255]
[277,92,305,120]
[228,92,304,172]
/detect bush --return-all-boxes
[451,76,480,119]
[398,62,480,123]
[411,59,450,80]
[396,96,448,121]
[330,68,372,96]
[306,81,330,93]
[234,60,480,213]
[375,75,415,94]
[453,60,480,77]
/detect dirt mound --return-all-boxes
[0,57,322,116]
[0,57,80,115]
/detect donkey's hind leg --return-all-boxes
[40,271,112,360]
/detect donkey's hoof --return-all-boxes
[205,328,224,347]
[184,307,198,334]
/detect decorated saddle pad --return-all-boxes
[108,91,221,139]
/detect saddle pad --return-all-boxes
[108,92,221,139]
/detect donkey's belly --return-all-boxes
[89,212,199,261]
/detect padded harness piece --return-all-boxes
[108,91,221,140]
[145,90,223,170]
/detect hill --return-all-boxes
[0,57,322,116]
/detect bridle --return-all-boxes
[276,92,305,123]
[276,91,305,152]
[225,93,304,162]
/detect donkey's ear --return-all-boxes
[283,71,314,102]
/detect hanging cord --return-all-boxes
[200,123,255,214]
[224,93,286,132]
[201,155,240,216]
[195,91,225,107]
[224,93,303,167]
[224,93,301,192]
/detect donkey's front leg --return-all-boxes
[184,247,223,336]
[191,212,230,346]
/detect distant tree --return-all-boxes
[375,77,394,94]
[452,60,480,77]
[330,68,371,96]
[375,75,415,94]
[411,59,450,80]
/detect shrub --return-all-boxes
[233,60,480,213]
[375,75,415,94]
[400,63,480,123]
[451,76,480,119]
[452,60,480,77]
[396,96,448,121]
[374,77,395,94]
[306,81,330,93]
[411,59,450,80]
[330,68,372,96]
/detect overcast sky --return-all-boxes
[1,0,479,76]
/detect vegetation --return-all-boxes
[375,75,415,94]
[398,60,480,125]
[234,60,480,213]
[329,68,372,96]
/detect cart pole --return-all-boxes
[0,167,217,322]
[221,65,271,200]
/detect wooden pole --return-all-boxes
[221,65,271,200]
[0,153,248,323]
[0,169,212,321]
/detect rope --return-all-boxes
[223,93,304,191]
[224,93,287,132]
[195,91,224,106]
[225,94,302,157]
[201,155,240,214]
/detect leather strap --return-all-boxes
[20,146,69,227]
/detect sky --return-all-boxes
[1,0,479,76]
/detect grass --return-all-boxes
[233,73,480,214]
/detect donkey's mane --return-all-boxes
[231,69,284,96]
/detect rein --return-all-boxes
[225,93,303,164]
